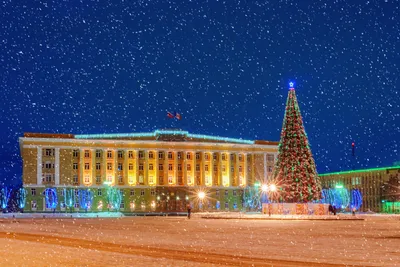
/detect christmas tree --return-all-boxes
[272,82,322,203]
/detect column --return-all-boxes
[155,150,159,186]
[144,150,148,185]
[243,153,247,186]
[37,147,42,185]
[113,149,118,185]
[183,152,187,185]
[263,153,267,183]
[235,153,239,186]
[210,153,214,186]
[218,152,223,187]
[91,149,96,185]
[226,153,231,187]
[79,148,84,185]
[55,148,60,185]
[102,149,107,183]
[134,150,139,185]
[200,152,205,186]
[173,151,178,185]
[124,149,129,185]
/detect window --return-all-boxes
[187,176,192,184]
[239,154,243,161]
[267,154,274,161]
[187,153,191,160]
[214,165,218,172]
[168,164,173,171]
[96,163,101,170]
[118,163,123,171]
[230,154,234,161]
[225,190,229,196]
[158,151,164,159]
[84,150,90,158]
[230,166,234,173]
[187,164,191,171]
[139,151,144,159]
[168,152,173,159]
[128,151,133,159]
[149,175,154,184]
[139,164,144,171]
[73,163,78,170]
[196,153,200,160]
[45,174,52,182]
[178,164,182,171]
[205,154,209,160]
[107,163,113,171]
[139,175,144,184]
[159,176,164,184]
[222,154,226,161]
[158,164,163,171]
[178,176,183,184]
[233,190,237,196]
[107,175,112,182]
[149,164,153,171]
[73,175,78,183]
[130,189,135,196]
[148,151,154,159]
[45,149,53,156]
[31,200,37,209]
[73,150,79,157]
[213,153,217,160]
[239,166,243,172]
[141,189,145,196]
[222,165,226,172]
[107,150,112,158]
[225,202,229,209]
[118,176,123,183]
[31,188,36,196]
[129,163,133,170]
[118,151,123,158]
[178,152,182,159]
[216,190,220,196]
[96,176,101,183]
[84,175,90,183]
[74,203,79,209]
[168,176,173,184]
[120,202,125,209]
[196,164,200,172]
[205,165,209,172]
[150,189,155,196]
[44,161,53,169]
[96,150,101,158]
[84,163,90,170]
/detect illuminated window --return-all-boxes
[96,163,101,170]
[205,154,209,160]
[168,176,173,184]
[117,151,123,158]
[158,164,163,171]
[149,176,154,184]
[187,176,192,184]
[148,164,153,171]
[187,153,191,160]
[168,152,173,159]
[196,153,200,160]
[31,188,36,196]
[158,151,164,159]
[107,175,112,182]
[73,163,78,170]
[230,166,234,173]
[84,175,90,183]
[96,176,101,183]
[149,151,154,159]
[139,151,144,159]
[205,165,209,172]
[128,151,133,159]
[118,163,123,171]
[129,163,133,170]
[73,150,79,157]
[214,165,218,172]
[96,150,101,158]
[139,175,144,184]
[118,176,123,183]
[139,164,144,171]
[73,175,78,183]
[222,154,226,161]
[178,164,182,171]
[196,164,200,171]
[159,176,163,184]
[130,189,135,196]
[178,152,182,159]
[230,154,234,161]
[239,166,243,172]
[187,164,191,171]
[84,163,90,170]
[239,154,243,161]
[84,150,90,158]
[222,165,226,172]
[107,163,113,170]
[178,176,183,184]
[213,153,217,160]
[107,151,112,158]
[168,164,173,171]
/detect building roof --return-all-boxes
[319,166,400,177]
[23,129,279,146]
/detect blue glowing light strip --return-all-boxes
[75,130,254,144]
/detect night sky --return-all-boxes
[1,1,399,186]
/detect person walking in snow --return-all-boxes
[187,203,192,219]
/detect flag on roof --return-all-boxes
[167,111,174,118]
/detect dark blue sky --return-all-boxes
[1,1,399,186]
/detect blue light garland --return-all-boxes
[17,188,27,209]
[45,188,58,209]
[79,189,93,210]
[321,188,363,210]
[75,130,255,144]
[0,187,12,209]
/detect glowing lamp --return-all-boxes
[198,191,206,200]
[261,184,268,192]
[269,184,277,192]
[289,82,294,88]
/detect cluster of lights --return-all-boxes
[0,187,12,209]
[44,188,58,209]
[75,130,254,144]
[321,188,362,210]
[79,189,93,210]
[17,188,27,209]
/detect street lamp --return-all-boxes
[261,184,269,192]
[198,191,205,211]
[269,184,277,192]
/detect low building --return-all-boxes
[19,129,279,212]
[319,166,400,213]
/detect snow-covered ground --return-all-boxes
[0,215,399,266]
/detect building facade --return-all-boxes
[20,130,279,213]
[319,166,400,213]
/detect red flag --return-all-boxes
[175,113,182,120]
[167,112,174,118]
